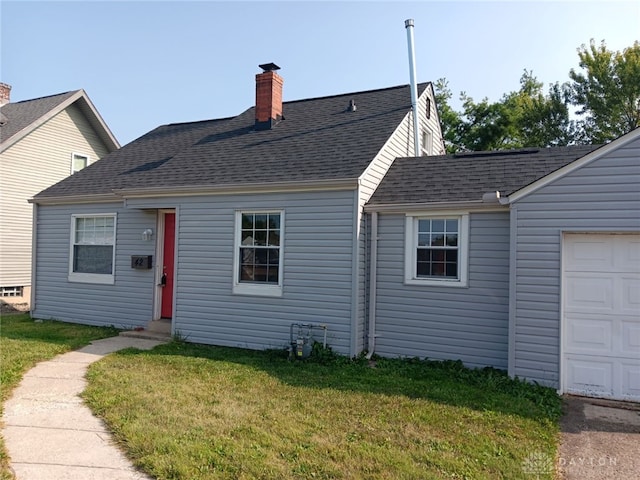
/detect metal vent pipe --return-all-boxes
[405,19,421,157]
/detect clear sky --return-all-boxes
[1,1,638,145]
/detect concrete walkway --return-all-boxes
[2,336,168,480]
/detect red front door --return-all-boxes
[161,212,175,319]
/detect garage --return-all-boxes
[562,233,640,401]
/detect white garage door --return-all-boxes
[563,233,640,401]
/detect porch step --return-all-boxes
[119,319,172,341]
[147,319,171,334]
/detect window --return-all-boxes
[71,153,89,174]
[68,214,116,284]
[0,286,23,297]
[405,214,469,287]
[233,211,283,296]
[421,129,433,156]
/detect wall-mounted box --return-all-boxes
[131,255,153,269]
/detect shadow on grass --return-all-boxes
[112,340,563,425]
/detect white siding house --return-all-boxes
[31,65,444,358]
[0,85,119,308]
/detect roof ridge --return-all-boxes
[283,82,430,106]
[11,90,79,105]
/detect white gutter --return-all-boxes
[366,211,378,359]
[405,19,421,157]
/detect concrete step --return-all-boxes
[147,319,171,334]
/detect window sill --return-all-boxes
[232,283,283,297]
[68,273,115,285]
[404,278,468,288]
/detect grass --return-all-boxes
[0,313,119,480]
[84,341,563,480]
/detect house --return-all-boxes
[0,84,119,309]
[29,64,445,358]
[365,128,640,402]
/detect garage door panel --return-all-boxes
[564,238,613,272]
[621,320,640,355]
[620,363,640,400]
[621,276,640,313]
[564,316,612,354]
[563,233,640,401]
[566,357,613,397]
[564,274,614,312]
[617,237,640,271]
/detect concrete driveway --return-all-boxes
[558,395,640,479]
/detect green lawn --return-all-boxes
[84,341,563,480]
[0,313,119,480]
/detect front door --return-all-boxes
[161,212,176,319]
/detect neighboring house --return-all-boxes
[0,83,119,308]
[29,64,445,358]
[365,128,640,401]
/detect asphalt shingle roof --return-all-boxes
[0,91,79,145]
[36,83,427,198]
[368,145,602,205]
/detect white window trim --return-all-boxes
[232,210,284,297]
[404,212,469,287]
[71,153,90,174]
[68,213,117,285]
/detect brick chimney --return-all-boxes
[255,63,283,130]
[0,83,11,106]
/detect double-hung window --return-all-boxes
[68,214,116,284]
[233,211,283,296]
[405,213,469,287]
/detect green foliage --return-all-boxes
[435,71,575,152]
[434,39,639,152]
[569,39,640,143]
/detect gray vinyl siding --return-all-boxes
[0,104,111,289]
[512,136,640,387]
[32,202,157,328]
[373,211,510,368]
[128,189,357,355]
[356,86,445,354]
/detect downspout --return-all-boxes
[405,19,421,157]
[366,211,378,359]
[30,202,38,316]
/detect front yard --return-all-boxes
[0,315,563,479]
[84,341,563,479]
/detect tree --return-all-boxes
[434,71,575,152]
[569,40,640,143]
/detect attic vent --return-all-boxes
[122,157,172,174]
[348,99,357,112]
[453,148,540,158]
